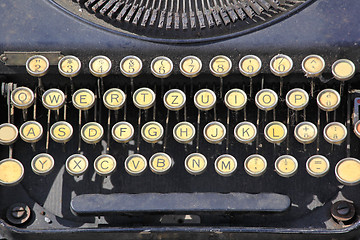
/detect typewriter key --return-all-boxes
[19,121,43,143]
[58,55,81,78]
[209,55,232,77]
[286,88,309,111]
[214,154,237,177]
[203,121,226,144]
[255,89,278,111]
[124,154,147,176]
[50,121,73,143]
[180,56,202,78]
[270,54,293,77]
[31,153,55,176]
[141,121,164,143]
[72,89,95,110]
[173,122,196,144]
[335,158,360,185]
[239,55,262,77]
[149,152,174,174]
[317,89,340,112]
[275,155,298,178]
[294,121,317,144]
[133,87,156,110]
[224,89,247,111]
[184,153,207,175]
[163,89,186,111]
[332,59,355,81]
[11,87,34,109]
[66,154,89,176]
[244,154,267,177]
[0,158,24,186]
[264,121,287,144]
[234,121,257,144]
[354,120,360,138]
[112,121,134,143]
[151,56,173,78]
[89,55,112,78]
[302,55,325,78]
[81,122,104,144]
[194,89,216,111]
[306,155,330,178]
[120,55,143,78]
[323,122,347,145]
[0,123,18,145]
[26,55,49,77]
[94,154,117,176]
[103,88,126,110]
[42,89,65,110]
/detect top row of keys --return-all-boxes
[25,54,356,81]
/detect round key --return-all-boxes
[306,155,330,178]
[163,89,186,111]
[133,87,156,110]
[124,154,147,176]
[72,89,95,110]
[58,55,81,78]
[151,56,173,78]
[66,154,89,176]
[180,56,202,78]
[323,122,347,145]
[19,121,43,143]
[0,123,18,145]
[141,121,164,143]
[317,89,340,112]
[264,121,287,144]
[214,154,237,177]
[81,122,103,144]
[112,121,134,143]
[270,54,293,77]
[239,55,262,77]
[203,121,226,144]
[0,158,24,186]
[275,155,298,177]
[354,120,360,138]
[332,59,355,81]
[244,154,267,177]
[173,121,196,144]
[50,121,73,143]
[149,152,174,174]
[11,87,34,109]
[335,158,360,185]
[184,153,207,175]
[94,154,117,177]
[301,55,325,77]
[103,88,126,110]
[209,55,232,77]
[234,121,257,144]
[89,55,112,78]
[31,153,55,176]
[294,121,317,144]
[286,88,309,111]
[120,55,143,78]
[42,88,65,110]
[224,89,247,111]
[255,89,278,111]
[194,89,216,111]
[26,55,49,77]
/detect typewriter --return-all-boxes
[0,0,360,239]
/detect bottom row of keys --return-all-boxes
[0,154,360,186]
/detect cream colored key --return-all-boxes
[244,154,267,177]
[11,87,34,109]
[0,158,24,186]
[151,56,173,78]
[332,59,355,81]
[173,121,196,144]
[72,89,95,110]
[335,158,360,185]
[0,123,18,145]
[354,120,360,138]
[203,121,226,144]
[180,56,202,78]
[234,121,257,144]
[224,89,247,111]
[286,88,309,111]
[81,122,104,144]
[184,153,207,175]
[323,122,347,145]
[112,121,134,143]
[89,55,112,78]
[149,152,174,174]
[133,87,156,110]
[209,55,232,77]
[301,55,325,77]
[103,88,126,110]
[214,154,237,176]
[120,55,143,77]
[19,121,43,143]
[239,55,262,77]
[58,55,82,78]
[264,121,287,144]
[94,154,117,176]
[26,55,49,77]
[163,89,186,111]
[50,121,73,143]
[31,153,55,176]
[270,54,293,77]
[317,89,340,111]
[306,155,329,178]
[275,155,298,177]
[124,154,147,176]
[66,154,89,176]
[255,89,278,111]
[294,121,317,144]
[141,121,164,143]
[42,88,65,110]
[194,89,216,111]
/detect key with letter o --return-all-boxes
[255,89,278,111]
